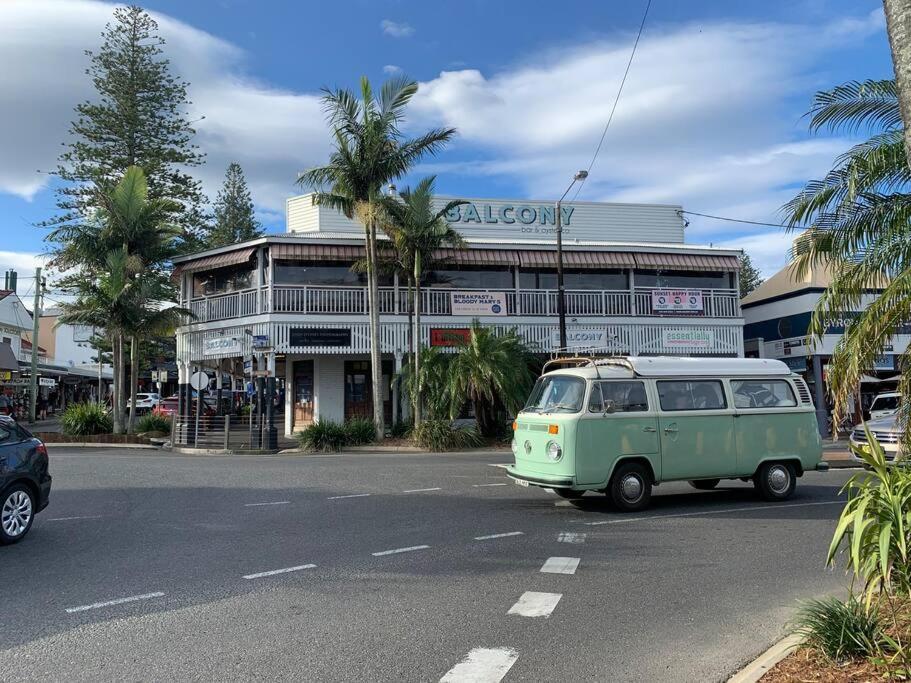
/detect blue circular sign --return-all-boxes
[491,304,502,313]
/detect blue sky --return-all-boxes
[0,0,895,280]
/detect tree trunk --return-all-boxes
[413,253,422,429]
[365,217,385,440]
[117,333,127,433]
[127,336,139,434]
[112,335,124,434]
[406,274,414,420]
[884,0,911,170]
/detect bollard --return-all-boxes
[224,414,230,450]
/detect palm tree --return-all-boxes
[398,346,452,422]
[445,321,534,437]
[883,0,911,169]
[782,79,911,439]
[298,76,455,439]
[382,176,466,427]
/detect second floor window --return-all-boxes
[273,260,393,287]
[193,261,255,297]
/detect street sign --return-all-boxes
[190,371,210,391]
[252,334,269,349]
[243,359,253,375]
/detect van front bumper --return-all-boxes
[505,467,574,488]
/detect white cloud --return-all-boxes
[381,19,414,38]
[383,64,403,75]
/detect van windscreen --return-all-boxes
[524,376,586,414]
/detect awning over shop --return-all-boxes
[0,343,17,371]
[174,247,257,275]
[633,252,740,271]
[517,250,635,268]
[432,248,518,266]
[271,243,364,261]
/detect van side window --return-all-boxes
[589,381,649,412]
[657,380,726,411]
[731,379,797,408]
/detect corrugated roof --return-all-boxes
[0,342,17,371]
[432,248,518,266]
[517,251,636,268]
[271,243,364,261]
[174,247,257,274]
[634,252,740,271]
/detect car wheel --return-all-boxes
[688,479,720,491]
[753,462,796,501]
[1,484,35,545]
[553,488,584,499]
[608,462,652,512]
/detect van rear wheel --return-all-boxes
[754,462,796,501]
[608,462,651,512]
[688,479,720,490]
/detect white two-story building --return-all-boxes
[172,194,745,436]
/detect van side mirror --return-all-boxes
[602,399,617,415]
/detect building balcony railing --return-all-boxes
[186,285,742,324]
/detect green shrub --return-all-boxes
[389,419,412,439]
[791,597,883,661]
[297,420,349,452]
[135,413,171,434]
[61,402,113,436]
[412,420,482,452]
[344,418,376,446]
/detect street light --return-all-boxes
[556,170,589,351]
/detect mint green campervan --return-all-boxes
[506,357,827,511]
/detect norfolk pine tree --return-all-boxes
[205,162,263,248]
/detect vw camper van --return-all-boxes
[506,357,827,511]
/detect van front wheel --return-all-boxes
[754,462,796,501]
[608,462,651,512]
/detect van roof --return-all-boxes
[544,356,793,380]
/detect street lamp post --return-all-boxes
[556,170,589,351]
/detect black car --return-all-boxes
[0,415,51,544]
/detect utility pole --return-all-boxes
[28,267,42,423]
[555,171,589,351]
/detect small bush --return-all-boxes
[791,597,883,661]
[61,402,113,436]
[297,420,349,452]
[344,417,376,446]
[389,419,412,439]
[412,420,483,452]
[135,413,171,434]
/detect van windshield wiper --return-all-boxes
[546,403,578,413]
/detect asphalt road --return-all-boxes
[0,448,854,682]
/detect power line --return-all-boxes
[678,209,795,230]
[573,0,652,201]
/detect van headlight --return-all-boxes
[546,440,563,461]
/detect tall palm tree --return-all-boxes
[884,0,911,169]
[298,76,455,439]
[382,176,466,427]
[782,79,911,439]
[445,321,534,437]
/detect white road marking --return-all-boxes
[244,501,290,507]
[543,488,554,493]
[584,500,843,526]
[557,532,586,544]
[372,545,430,556]
[554,500,573,507]
[65,592,165,614]
[46,515,103,522]
[402,487,442,493]
[474,531,524,540]
[473,483,508,488]
[541,556,580,574]
[327,493,372,500]
[440,647,519,683]
[242,564,316,580]
[507,591,562,618]
[487,463,510,469]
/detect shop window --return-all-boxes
[519,269,627,290]
[634,270,732,290]
[425,266,513,290]
[273,260,392,287]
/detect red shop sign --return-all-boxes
[430,328,471,347]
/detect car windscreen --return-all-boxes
[872,395,901,412]
[523,375,586,414]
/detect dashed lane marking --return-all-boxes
[507,591,562,618]
[46,515,104,522]
[65,592,165,614]
[244,501,290,507]
[474,531,524,541]
[487,463,510,469]
[402,487,442,493]
[242,564,316,580]
[557,532,586,544]
[540,556,580,574]
[584,500,843,526]
[372,545,431,557]
[440,647,519,682]
[473,483,508,488]
[327,493,372,500]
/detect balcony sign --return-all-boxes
[550,329,609,349]
[203,337,242,356]
[662,329,715,349]
[289,327,352,347]
[651,289,703,313]
[450,291,508,316]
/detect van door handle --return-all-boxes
[642,426,657,433]
[663,425,678,434]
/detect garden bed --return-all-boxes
[37,432,152,444]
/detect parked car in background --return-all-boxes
[868,392,902,421]
[0,415,51,544]
[153,396,216,418]
[127,392,161,413]
[850,415,903,463]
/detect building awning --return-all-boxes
[517,250,635,268]
[633,252,740,271]
[174,247,257,275]
[432,248,518,267]
[271,243,366,261]
[0,343,17,371]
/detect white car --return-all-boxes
[128,393,161,411]
[850,415,903,463]
[869,392,901,421]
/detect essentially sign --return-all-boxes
[203,337,242,356]
[450,291,508,316]
[651,289,703,313]
[550,329,610,349]
[430,328,471,347]
[252,334,270,350]
[662,329,715,350]
[289,327,352,347]
[190,371,210,391]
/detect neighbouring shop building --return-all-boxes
[742,252,905,436]
[172,194,745,438]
